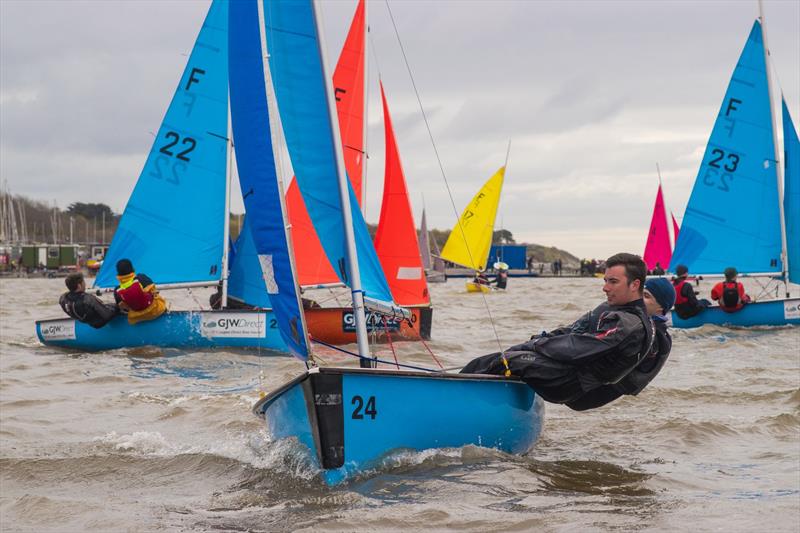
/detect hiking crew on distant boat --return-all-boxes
[59,272,118,329]
[113,259,167,324]
[493,268,508,290]
[711,267,751,313]
[672,264,710,319]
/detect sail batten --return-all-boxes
[670,20,782,275]
[95,0,229,288]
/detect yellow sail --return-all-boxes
[441,166,505,271]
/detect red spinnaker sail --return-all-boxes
[643,184,672,271]
[286,0,365,286]
[671,211,680,249]
[374,83,430,306]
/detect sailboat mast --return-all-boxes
[220,116,234,308]
[313,0,373,364]
[758,0,790,296]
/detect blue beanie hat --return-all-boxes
[644,277,676,313]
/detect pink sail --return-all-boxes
[671,211,680,249]
[643,184,672,271]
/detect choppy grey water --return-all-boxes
[1,276,798,532]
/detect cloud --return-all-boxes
[1,0,798,260]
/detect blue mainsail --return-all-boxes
[96,0,229,288]
[670,21,782,275]
[783,98,800,285]
[227,216,273,309]
[263,0,394,306]
[229,0,308,359]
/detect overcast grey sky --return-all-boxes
[1,0,798,259]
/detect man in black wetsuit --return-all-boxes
[461,253,657,409]
[59,272,119,328]
[565,276,674,410]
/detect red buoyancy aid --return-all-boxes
[673,279,690,306]
[116,273,154,311]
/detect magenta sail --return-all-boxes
[671,212,680,249]
[643,184,672,272]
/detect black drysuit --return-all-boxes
[565,315,671,410]
[461,299,656,408]
[59,291,119,329]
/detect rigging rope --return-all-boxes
[384,0,505,354]
[311,336,444,373]
[382,316,400,369]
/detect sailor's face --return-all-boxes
[603,265,640,305]
[643,289,662,316]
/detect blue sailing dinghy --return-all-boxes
[35,0,291,353]
[253,367,543,485]
[669,16,800,328]
[226,0,543,485]
[36,310,286,351]
[672,297,800,328]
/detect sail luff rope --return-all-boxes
[384,0,505,355]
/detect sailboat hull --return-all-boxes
[465,282,492,293]
[36,309,288,352]
[253,367,545,485]
[305,306,432,344]
[671,298,800,328]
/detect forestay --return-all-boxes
[95,0,229,288]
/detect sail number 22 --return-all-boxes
[703,148,739,192]
[150,131,197,185]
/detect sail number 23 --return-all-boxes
[351,395,377,420]
[703,148,739,192]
